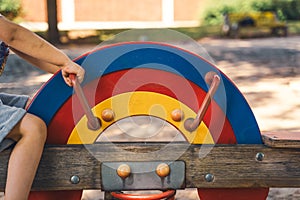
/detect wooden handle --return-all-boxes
[70,74,101,130]
[184,72,220,132]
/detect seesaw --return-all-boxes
[0,41,299,200]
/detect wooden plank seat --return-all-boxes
[0,141,300,192]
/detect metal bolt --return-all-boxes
[204,173,214,182]
[256,152,265,161]
[70,175,80,184]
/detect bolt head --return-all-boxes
[70,175,80,184]
[204,173,214,182]
[256,152,265,161]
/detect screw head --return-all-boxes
[70,175,80,184]
[256,152,265,161]
[204,173,214,182]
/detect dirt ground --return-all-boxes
[0,35,300,199]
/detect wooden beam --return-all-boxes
[262,132,300,148]
[0,143,300,191]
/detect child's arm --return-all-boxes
[9,47,60,74]
[0,15,84,86]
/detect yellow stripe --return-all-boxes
[67,92,214,144]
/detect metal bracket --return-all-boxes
[101,161,185,191]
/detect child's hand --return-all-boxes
[61,61,85,86]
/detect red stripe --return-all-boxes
[47,68,235,144]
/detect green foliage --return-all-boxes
[252,0,300,20]
[0,0,21,20]
[202,5,235,26]
[202,0,261,25]
[202,0,300,25]
[272,0,300,20]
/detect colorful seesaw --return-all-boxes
[0,39,299,200]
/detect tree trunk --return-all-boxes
[46,0,60,44]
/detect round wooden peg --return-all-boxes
[171,109,184,122]
[101,108,115,122]
[205,71,218,85]
[117,164,131,179]
[156,163,170,178]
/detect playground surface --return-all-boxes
[0,35,300,199]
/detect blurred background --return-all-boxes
[1,0,300,44]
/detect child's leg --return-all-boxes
[4,113,46,200]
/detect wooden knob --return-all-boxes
[205,71,218,85]
[117,164,131,179]
[101,109,115,122]
[156,163,170,177]
[171,109,184,122]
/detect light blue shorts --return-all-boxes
[0,93,29,151]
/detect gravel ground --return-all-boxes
[0,36,300,199]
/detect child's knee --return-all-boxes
[10,113,47,143]
[24,114,47,142]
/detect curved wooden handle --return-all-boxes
[184,72,221,132]
[70,74,101,130]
